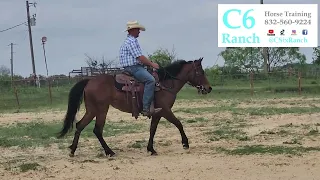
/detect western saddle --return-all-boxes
[114,69,161,119]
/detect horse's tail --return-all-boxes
[57,79,90,138]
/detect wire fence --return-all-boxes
[0,71,319,112]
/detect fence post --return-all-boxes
[298,71,301,95]
[250,71,254,96]
[48,78,53,104]
[13,85,20,111]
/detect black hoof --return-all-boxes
[107,151,116,157]
[183,143,189,149]
[147,147,158,156]
[151,152,158,156]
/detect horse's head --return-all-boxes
[186,57,212,94]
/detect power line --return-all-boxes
[0,22,27,33]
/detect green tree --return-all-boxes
[148,47,177,67]
[312,47,320,65]
[0,65,10,76]
[267,47,306,71]
[220,47,262,73]
[220,47,306,72]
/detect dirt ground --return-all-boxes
[1,97,320,180]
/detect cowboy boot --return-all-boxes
[150,101,162,114]
[141,101,162,117]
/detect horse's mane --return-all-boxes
[157,60,192,81]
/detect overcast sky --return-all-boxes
[0,0,319,77]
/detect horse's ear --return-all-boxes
[199,57,203,61]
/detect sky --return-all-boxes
[0,0,319,77]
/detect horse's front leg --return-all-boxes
[162,109,189,149]
[147,115,161,155]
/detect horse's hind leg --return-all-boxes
[93,105,115,157]
[147,115,161,155]
[69,112,95,157]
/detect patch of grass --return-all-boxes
[279,123,300,128]
[0,85,74,113]
[206,125,249,141]
[159,119,172,128]
[158,140,172,146]
[174,105,234,115]
[185,117,208,123]
[19,162,40,172]
[128,140,147,149]
[216,145,320,155]
[306,127,319,136]
[259,129,290,137]
[0,121,145,148]
[174,106,320,116]
[245,107,320,116]
[2,159,42,172]
[283,137,302,145]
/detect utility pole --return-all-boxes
[9,43,17,88]
[26,0,37,85]
[260,0,269,74]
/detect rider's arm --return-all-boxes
[137,55,154,67]
[127,41,154,67]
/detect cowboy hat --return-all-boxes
[124,20,146,32]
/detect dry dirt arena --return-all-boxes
[1,97,320,180]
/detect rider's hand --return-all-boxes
[152,63,160,69]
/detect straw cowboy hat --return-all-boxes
[124,20,146,32]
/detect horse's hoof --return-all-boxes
[183,144,189,149]
[107,152,116,157]
[69,153,75,157]
[109,153,116,157]
[151,152,158,156]
[147,147,158,156]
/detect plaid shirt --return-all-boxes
[119,35,143,67]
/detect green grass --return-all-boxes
[0,121,145,148]
[128,140,147,149]
[0,85,72,113]
[19,162,41,172]
[1,79,320,113]
[206,126,249,141]
[204,117,250,141]
[216,145,320,156]
[174,106,320,116]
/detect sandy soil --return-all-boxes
[1,98,320,180]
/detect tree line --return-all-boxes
[1,47,320,81]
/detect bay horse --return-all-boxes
[57,57,212,157]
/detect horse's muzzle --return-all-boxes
[197,85,212,94]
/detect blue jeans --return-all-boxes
[124,65,155,111]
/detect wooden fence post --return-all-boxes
[250,71,254,96]
[298,71,301,95]
[48,78,53,104]
[13,85,20,111]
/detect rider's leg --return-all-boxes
[124,65,162,115]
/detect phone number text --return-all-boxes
[265,19,311,25]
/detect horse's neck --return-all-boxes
[160,71,188,94]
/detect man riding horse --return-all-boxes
[119,20,162,117]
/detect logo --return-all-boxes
[291,30,296,35]
[222,9,255,29]
[302,29,308,35]
[280,29,285,35]
[267,29,275,36]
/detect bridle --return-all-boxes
[186,60,207,94]
[155,58,207,94]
